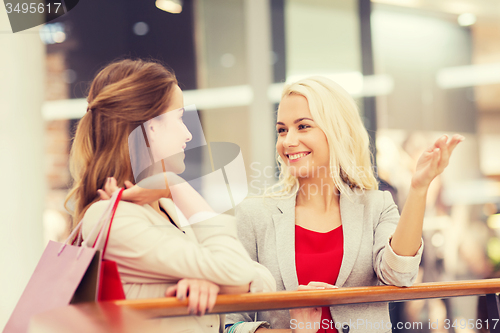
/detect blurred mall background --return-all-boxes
[2,0,500,331]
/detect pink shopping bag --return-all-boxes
[3,189,123,333]
[3,242,99,333]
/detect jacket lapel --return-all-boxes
[273,196,299,291]
[335,188,364,287]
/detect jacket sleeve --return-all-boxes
[373,191,423,287]
[82,200,259,286]
[225,199,275,332]
[190,210,276,293]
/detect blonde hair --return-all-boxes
[265,76,378,198]
[65,59,178,224]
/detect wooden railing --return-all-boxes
[29,279,500,333]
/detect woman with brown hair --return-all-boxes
[66,59,275,332]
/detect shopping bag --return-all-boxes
[94,187,126,301]
[2,239,99,333]
[3,189,123,333]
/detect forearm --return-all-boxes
[219,284,250,294]
[390,185,428,256]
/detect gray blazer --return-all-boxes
[226,187,423,333]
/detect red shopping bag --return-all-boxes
[3,189,124,333]
[95,188,126,301]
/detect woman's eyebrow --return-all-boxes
[276,118,314,126]
[294,117,313,123]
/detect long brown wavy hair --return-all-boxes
[65,59,178,225]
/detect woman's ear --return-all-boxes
[145,122,157,143]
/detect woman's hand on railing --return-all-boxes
[297,282,338,291]
[289,307,321,333]
[165,278,220,316]
[289,282,338,333]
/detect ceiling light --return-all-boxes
[370,0,420,8]
[488,214,500,229]
[457,13,476,26]
[156,0,183,14]
[133,22,149,36]
[39,23,66,45]
[437,63,500,89]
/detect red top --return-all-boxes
[295,225,344,333]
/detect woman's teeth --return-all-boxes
[288,152,309,160]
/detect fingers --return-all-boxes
[165,285,177,297]
[170,279,220,316]
[447,134,465,155]
[99,178,137,201]
[298,282,338,290]
[176,279,188,302]
[437,135,450,168]
[124,180,134,189]
[187,283,200,315]
[297,285,318,291]
[206,284,219,314]
[307,281,338,289]
[97,189,110,200]
[103,177,119,196]
[195,282,219,316]
[98,177,120,200]
[197,284,209,316]
[435,134,465,171]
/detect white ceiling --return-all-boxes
[371,0,500,20]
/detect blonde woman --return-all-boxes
[66,59,275,333]
[225,77,463,333]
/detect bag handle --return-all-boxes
[86,188,123,252]
[58,189,123,258]
[92,188,123,257]
[58,194,115,255]
[71,189,123,259]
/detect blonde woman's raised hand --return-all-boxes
[411,134,464,191]
[165,278,219,316]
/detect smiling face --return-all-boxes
[276,93,330,179]
[145,85,192,174]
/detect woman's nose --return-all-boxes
[185,124,192,142]
[283,130,298,147]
